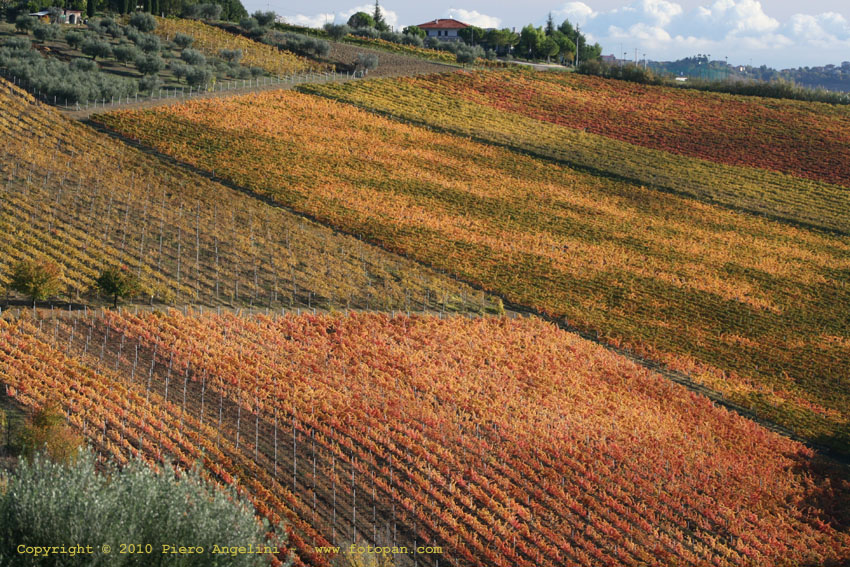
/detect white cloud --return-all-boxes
[552,0,850,67]
[445,8,501,29]
[283,12,336,28]
[283,4,399,30]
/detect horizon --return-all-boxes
[246,0,850,69]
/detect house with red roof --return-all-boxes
[417,18,469,42]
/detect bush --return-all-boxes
[9,258,64,306]
[112,44,140,63]
[135,53,164,75]
[0,449,292,567]
[129,11,157,32]
[15,15,35,34]
[81,37,113,60]
[181,47,206,65]
[347,11,374,29]
[219,48,242,63]
[323,23,350,40]
[174,32,194,48]
[136,33,161,53]
[239,16,258,31]
[401,34,424,47]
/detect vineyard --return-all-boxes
[299,72,850,234]
[92,89,850,454]
[152,17,311,76]
[0,78,496,313]
[2,308,849,566]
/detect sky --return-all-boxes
[244,0,850,68]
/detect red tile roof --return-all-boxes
[417,18,469,30]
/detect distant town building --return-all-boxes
[417,18,469,42]
[600,54,617,63]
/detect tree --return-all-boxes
[129,11,157,32]
[517,24,543,60]
[323,23,350,40]
[545,12,555,36]
[372,0,388,32]
[540,36,559,62]
[456,44,483,67]
[134,53,164,75]
[81,37,113,60]
[252,9,275,26]
[173,32,193,48]
[86,0,94,18]
[15,15,35,34]
[94,266,141,307]
[347,11,373,29]
[458,25,483,46]
[180,47,205,65]
[402,25,425,38]
[17,404,83,464]
[32,24,58,43]
[354,52,378,74]
[65,30,84,49]
[0,449,292,566]
[10,258,64,307]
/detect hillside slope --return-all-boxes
[2,309,848,566]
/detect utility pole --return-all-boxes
[575,24,580,67]
[643,53,647,70]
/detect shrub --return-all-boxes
[264,31,329,58]
[239,16,258,31]
[129,11,157,32]
[456,44,484,66]
[81,37,113,60]
[9,258,64,306]
[173,32,194,48]
[0,449,292,566]
[135,53,164,75]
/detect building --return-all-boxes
[28,9,83,24]
[417,18,469,42]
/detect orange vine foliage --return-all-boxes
[10,308,845,567]
[95,90,850,454]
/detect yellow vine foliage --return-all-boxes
[153,17,310,76]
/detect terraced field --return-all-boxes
[300,71,850,234]
[3,309,848,566]
[93,89,850,454]
[0,78,496,313]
